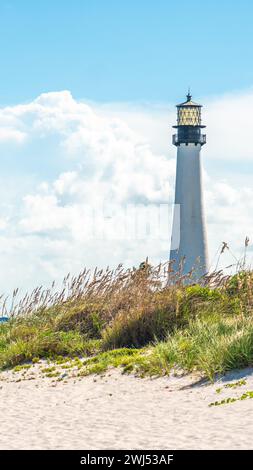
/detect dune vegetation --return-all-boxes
[1,260,253,380]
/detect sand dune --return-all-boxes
[0,364,252,450]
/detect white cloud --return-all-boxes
[0,218,8,230]
[0,89,253,294]
[205,89,253,161]
[0,127,26,143]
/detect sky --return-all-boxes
[0,1,253,295]
[0,0,253,104]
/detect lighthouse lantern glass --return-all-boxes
[177,106,201,126]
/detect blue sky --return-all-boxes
[0,0,253,104]
[0,1,253,295]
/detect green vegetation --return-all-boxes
[224,379,247,388]
[1,263,253,380]
[79,348,146,376]
[209,390,253,407]
[41,366,56,373]
[13,364,32,372]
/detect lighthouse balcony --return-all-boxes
[172,133,206,146]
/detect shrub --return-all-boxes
[102,288,180,349]
[0,330,100,369]
[53,301,107,338]
[137,316,253,380]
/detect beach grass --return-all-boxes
[1,262,253,379]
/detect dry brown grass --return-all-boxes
[1,259,253,371]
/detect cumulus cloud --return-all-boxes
[205,89,253,161]
[0,91,175,292]
[0,127,26,143]
[0,89,252,293]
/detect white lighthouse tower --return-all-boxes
[169,92,209,280]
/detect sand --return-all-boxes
[0,362,252,450]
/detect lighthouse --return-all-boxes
[169,92,209,280]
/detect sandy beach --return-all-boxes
[0,363,252,450]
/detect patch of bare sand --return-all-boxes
[0,362,253,450]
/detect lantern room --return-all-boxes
[172,92,206,146]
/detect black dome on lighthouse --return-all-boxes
[177,92,202,108]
